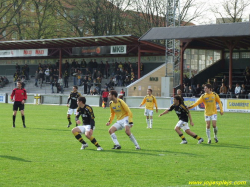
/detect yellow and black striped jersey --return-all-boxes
[76,104,95,127]
[67,91,81,109]
[168,104,189,122]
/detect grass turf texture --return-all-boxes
[0,103,249,187]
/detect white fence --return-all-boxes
[0,93,249,113]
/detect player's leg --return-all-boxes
[108,125,121,149]
[145,109,150,128]
[212,118,218,143]
[12,102,18,128]
[20,110,26,128]
[146,116,150,128]
[73,109,78,126]
[67,108,72,127]
[85,127,103,150]
[149,110,153,128]
[72,126,88,149]
[175,121,187,144]
[125,124,140,150]
[12,110,17,128]
[19,102,26,128]
[185,129,204,144]
[206,117,212,144]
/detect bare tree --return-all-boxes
[210,0,250,23]
[127,0,204,37]
[54,0,132,36]
[0,0,25,40]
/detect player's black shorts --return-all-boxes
[13,101,24,111]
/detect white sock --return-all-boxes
[146,119,150,128]
[213,127,218,138]
[150,119,153,128]
[111,133,120,145]
[206,128,211,140]
[129,134,139,147]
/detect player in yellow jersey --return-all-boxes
[188,84,223,144]
[106,90,140,150]
[139,89,158,128]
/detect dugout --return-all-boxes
[0,35,165,78]
[139,22,250,88]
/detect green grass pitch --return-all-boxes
[0,103,249,187]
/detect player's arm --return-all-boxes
[154,97,158,113]
[86,106,95,126]
[159,105,174,117]
[75,108,81,124]
[121,100,133,124]
[139,97,146,107]
[22,89,27,104]
[216,94,224,115]
[188,96,203,109]
[10,89,15,101]
[106,104,115,126]
[188,111,194,126]
[67,96,70,107]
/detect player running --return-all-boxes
[188,84,223,144]
[71,96,103,151]
[106,90,140,150]
[159,95,204,144]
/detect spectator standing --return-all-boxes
[72,69,78,86]
[102,88,109,108]
[57,76,64,93]
[219,82,227,98]
[240,84,247,98]
[195,84,202,97]
[35,70,39,87]
[235,83,241,98]
[45,68,50,83]
[38,69,44,88]
[190,74,196,93]
[105,61,110,78]
[227,85,234,98]
[63,70,69,88]
[83,76,88,94]
[212,78,219,93]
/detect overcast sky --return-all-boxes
[192,0,250,25]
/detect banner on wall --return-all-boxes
[0,49,48,57]
[0,93,6,103]
[225,99,250,113]
[170,97,197,110]
[72,46,110,56]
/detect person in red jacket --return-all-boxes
[102,88,109,108]
[10,81,27,128]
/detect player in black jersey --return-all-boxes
[71,96,103,150]
[159,95,204,144]
[67,86,81,128]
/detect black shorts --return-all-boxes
[13,101,24,111]
[103,97,108,102]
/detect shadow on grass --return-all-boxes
[0,155,31,162]
[81,148,198,157]
[205,143,250,150]
[31,127,69,132]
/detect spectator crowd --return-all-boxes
[31,59,144,94]
[181,66,250,99]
